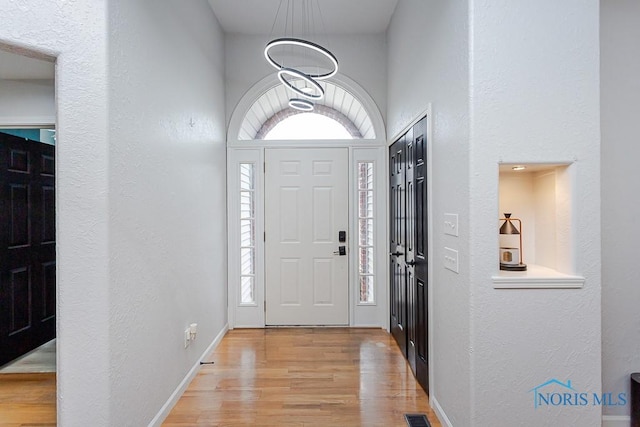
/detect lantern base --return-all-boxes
[500,263,527,271]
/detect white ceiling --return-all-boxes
[1,2,397,79]
[207,0,399,35]
[0,49,54,80]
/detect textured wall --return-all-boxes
[601,0,640,418]
[469,0,601,425]
[0,1,110,425]
[387,0,472,425]
[1,1,227,424]
[0,79,54,125]
[108,1,227,425]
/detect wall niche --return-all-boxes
[493,163,584,288]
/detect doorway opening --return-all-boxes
[264,147,350,325]
[227,74,387,329]
[389,116,430,393]
[0,47,56,370]
[0,48,56,424]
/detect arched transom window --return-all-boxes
[238,81,376,140]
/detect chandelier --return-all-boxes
[264,0,339,111]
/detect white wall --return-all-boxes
[1,1,227,425]
[469,1,601,426]
[389,1,601,425]
[0,2,110,425]
[108,1,227,425]
[0,79,54,125]
[498,168,571,271]
[224,33,388,132]
[387,1,472,425]
[532,171,557,269]
[601,0,640,419]
[499,172,536,265]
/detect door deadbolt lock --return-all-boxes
[333,246,346,256]
[338,231,346,242]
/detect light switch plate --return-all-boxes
[444,213,458,237]
[444,247,459,273]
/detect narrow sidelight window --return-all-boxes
[239,163,256,305]
[358,162,375,304]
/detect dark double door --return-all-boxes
[390,117,429,392]
[0,132,56,367]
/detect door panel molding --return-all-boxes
[389,137,407,355]
[265,148,349,326]
[388,116,430,393]
[227,145,387,329]
[1,132,56,366]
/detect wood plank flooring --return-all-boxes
[0,373,56,426]
[0,329,440,426]
[164,328,440,427]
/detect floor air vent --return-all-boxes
[404,414,431,427]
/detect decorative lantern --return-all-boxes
[499,213,527,271]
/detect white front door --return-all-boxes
[265,148,349,325]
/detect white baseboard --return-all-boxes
[431,396,453,427]
[602,415,631,427]
[147,323,229,427]
[428,403,629,427]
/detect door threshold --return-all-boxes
[265,324,350,328]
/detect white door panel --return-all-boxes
[265,148,349,325]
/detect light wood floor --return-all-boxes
[0,373,56,426]
[0,329,439,426]
[164,328,441,427]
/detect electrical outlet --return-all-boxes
[444,247,459,273]
[184,328,190,348]
[189,323,198,341]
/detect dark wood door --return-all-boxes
[389,117,429,393]
[405,126,417,374]
[389,136,407,357]
[0,132,56,367]
[412,118,429,392]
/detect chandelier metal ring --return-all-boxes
[265,37,339,80]
[288,98,315,112]
[278,68,325,100]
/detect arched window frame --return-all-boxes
[227,73,386,146]
[226,73,389,331]
[257,105,362,140]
